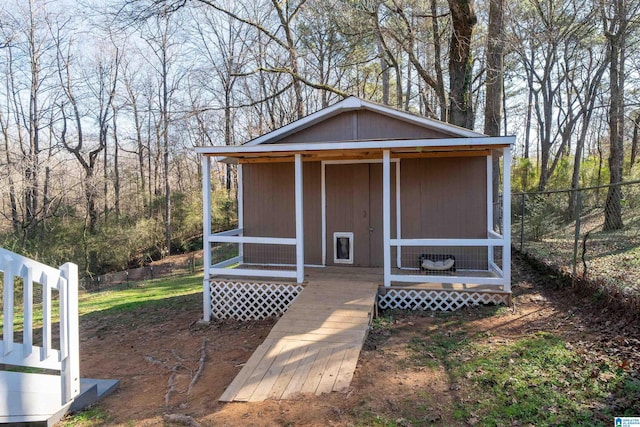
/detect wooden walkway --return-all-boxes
[219,271,379,402]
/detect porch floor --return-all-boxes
[219,269,379,402]
[213,265,504,291]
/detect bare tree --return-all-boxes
[631,110,640,170]
[484,0,504,138]
[602,0,632,230]
[447,0,477,129]
[138,11,187,255]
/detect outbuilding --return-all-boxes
[196,96,514,321]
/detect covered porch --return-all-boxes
[197,136,513,321]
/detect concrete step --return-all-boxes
[0,373,119,427]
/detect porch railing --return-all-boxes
[389,232,510,292]
[0,247,80,407]
[203,228,305,322]
[206,228,301,279]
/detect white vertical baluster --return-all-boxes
[41,273,51,360]
[22,265,33,357]
[2,255,14,355]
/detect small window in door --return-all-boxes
[333,232,354,264]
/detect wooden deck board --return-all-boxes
[219,275,378,402]
[267,345,308,400]
[280,343,323,399]
[333,346,362,391]
[315,344,349,395]
[219,339,274,402]
[299,345,335,394]
[233,340,288,401]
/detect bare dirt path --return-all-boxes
[65,255,639,426]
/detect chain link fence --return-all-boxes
[82,253,204,291]
[512,181,640,304]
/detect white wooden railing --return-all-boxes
[206,228,299,279]
[389,231,510,292]
[0,248,80,406]
[203,228,304,322]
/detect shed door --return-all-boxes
[325,163,394,267]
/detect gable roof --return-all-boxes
[195,96,514,161]
[243,96,485,147]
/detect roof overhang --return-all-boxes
[195,136,515,164]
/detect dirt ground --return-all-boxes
[67,255,640,426]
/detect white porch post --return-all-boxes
[321,162,326,266]
[502,146,512,293]
[295,154,305,283]
[383,150,391,287]
[202,155,212,322]
[60,262,79,403]
[237,163,244,262]
[396,160,402,269]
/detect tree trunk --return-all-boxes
[103,134,109,225]
[484,0,503,137]
[26,0,40,238]
[271,0,305,119]
[377,37,390,106]
[484,0,504,230]
[37,165,50,253]
[225,88,232,194]
[630,112,639,170]
[162,48,172,255]
[0,110,20,235]
[431,0,447,121]
[604,0,626,231]
[113,106,121,220]
[447,0,477,129]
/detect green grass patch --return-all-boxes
[59,406,112,426]
[1,273,204,331]
[78,273,203,317]
[409,330,632,426]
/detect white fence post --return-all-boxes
[59,262,80,404]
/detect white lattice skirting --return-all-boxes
[210,280,304,321]
[377,289,510,311]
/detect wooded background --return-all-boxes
[0,0,638,277]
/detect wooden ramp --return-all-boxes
[219,275,379,402]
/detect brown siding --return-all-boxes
[303,162,322,264]
[276,113,355,144]
[242,162,322,265]
[368,163,397,267]
[243,163,294,264]
[356,110,453,140]
[276,110,456,144]
[400,157,488,269]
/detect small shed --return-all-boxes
[196,96,514,320]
